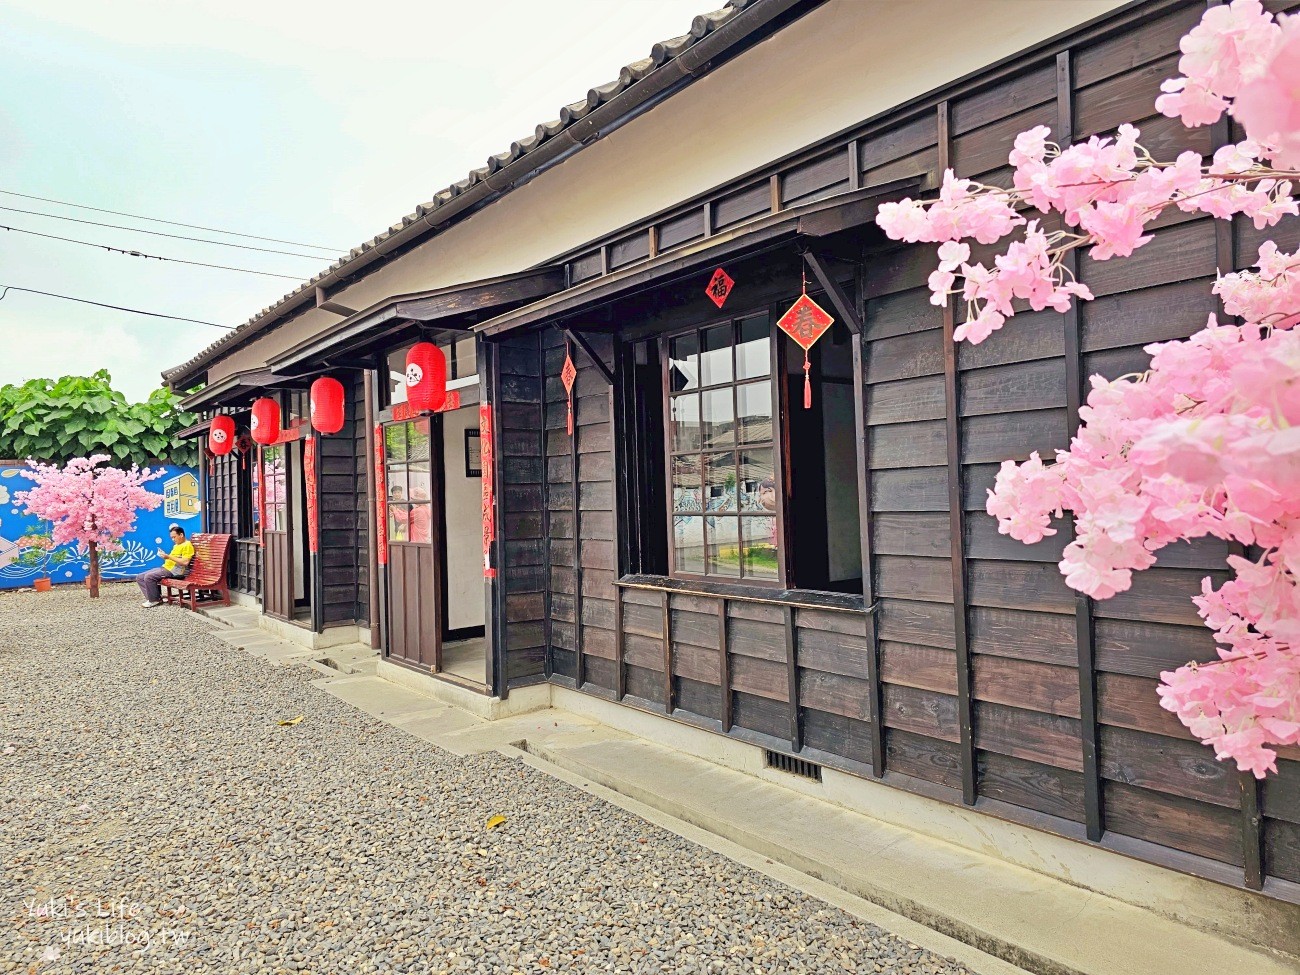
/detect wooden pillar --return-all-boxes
[661,589,674,713]
[541,335,554,681]
[938,99,977,806]
[363,369,380,649]
[567,334,585,689]
[718,598,732,732]
[783,605,802,752]
[1057,50,1105,842]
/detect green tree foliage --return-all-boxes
[0,370,198,466]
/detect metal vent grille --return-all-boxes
[765,750,822,781]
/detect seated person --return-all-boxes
[137,524,194,608]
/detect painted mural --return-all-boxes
[0,463,201,590]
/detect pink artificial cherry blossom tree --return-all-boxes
[16,455,163,598]
[875,0,1299,777]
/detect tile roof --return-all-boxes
[163,0,776,386]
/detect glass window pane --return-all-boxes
[385,424,407,461]
[668,333,699,392]
[408,420,431,462]
[737,381,772,444]
[672,455,701,514]
[741,517,779,581]
[389,504,411,543]
[408,466,432,502]
[736,316,770,380]
[701,388,734,449]
[704,453,737,512]
[407,502,432,544]
[700,324,733,387]
[670,394,701,452]
[387,469,409,504]
[673,515,705,575]
[706,516,741,578]
[739,449,776,512]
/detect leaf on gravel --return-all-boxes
[485,814,507,830]
[277,715,304,726]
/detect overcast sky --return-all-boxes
[0,0,712,401]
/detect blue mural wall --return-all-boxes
[0,464,201,590]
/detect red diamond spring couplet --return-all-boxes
[705,268,734,309]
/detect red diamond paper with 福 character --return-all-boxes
[777,292,835,409]
[560,348,578,436]
[705,267,734,309]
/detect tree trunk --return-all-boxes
[87,540,100,598]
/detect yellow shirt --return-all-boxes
[164,541,195,572]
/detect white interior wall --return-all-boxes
[209,0,1124,384]
[441,406,484,632]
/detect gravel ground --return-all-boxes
[1,585,976,975]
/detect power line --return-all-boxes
[0,223,306,280]
[0,285,233,329]
[0,205,333,260]
[0,188,344,252]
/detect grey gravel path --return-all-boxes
[1,585,976,974]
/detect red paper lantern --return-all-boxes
[208,414,236,455]
[310,376,346,435]
[405,342,447,412]
[249,397,281,446]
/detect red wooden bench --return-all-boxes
[160,532,233,611]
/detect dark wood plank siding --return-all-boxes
[499,332,548,683]
[318,371,367,626]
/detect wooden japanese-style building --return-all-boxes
[164,0,1300,940]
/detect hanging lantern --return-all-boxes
[777,272,835,410]
[249,397,281,446]
[310,376,345,435]
[405,342,447,413]
[208,414,236,455]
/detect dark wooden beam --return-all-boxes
[662,589,674,713]
[847,139,861,192]
[614,587,626,701]
[1241,770,1265,890]
[938,99,977,806]
[851,265,885,776]
[718,598,732,732]
[783,605,802,752]
[565,328,615,386]
[569,335,585,690]
[315,285,357,317]
[801,250,861,335]
[541,335,555,682]
[607,335,626,701]
[1057,50,1104,840]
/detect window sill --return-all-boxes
[616,574,867,614]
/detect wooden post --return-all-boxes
[568,334,585,689]
[1057,50,1105,841]
[363,369,381,649]
[938,99,977,806]
[541,336,554,681]
[783,605,802,751]
[718,598,732,732]
[662,589,674,713]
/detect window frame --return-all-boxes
[658,313,787,588]
[383,417,436,546]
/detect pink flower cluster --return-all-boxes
[985,277,1300,775]
[876,125,1295,344]
[1156,0,1300,168]
[16,455,163,552]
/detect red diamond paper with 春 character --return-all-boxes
[777,292,835,409]
[705,268,734,309]
[561,350,578,436]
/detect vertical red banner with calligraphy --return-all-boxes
[256,447,265,546]
[303,435,320,554]
[480,403,496,578]
[374,424,388,567]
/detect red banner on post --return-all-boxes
[256,446,265,546]
[480,404,496,578]
[374,424,388,567]
[303,435,320,554]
